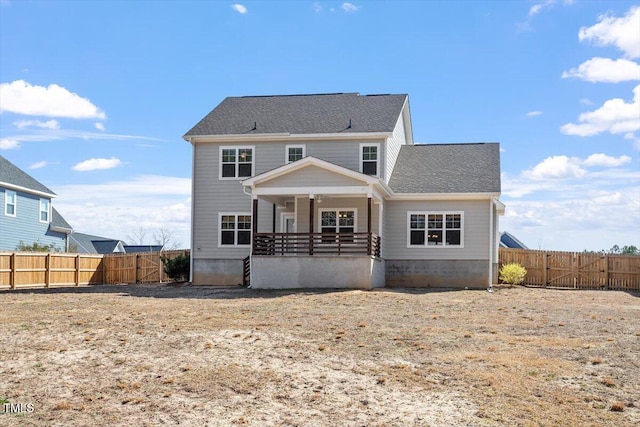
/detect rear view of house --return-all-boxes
[184,93,504,289]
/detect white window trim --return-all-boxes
[218,212,252,247]
[318,208,358,233]
[285,144,306,164]
[219,146,255,180]
[39,198,50,223]
[406,211,464,248]
[5,190,17,217]
[359,142,380,177]
[280,212,296,233]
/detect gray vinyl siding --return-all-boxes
[385,112,408,184]
[260,165,366,188]
[192,138,386,259]
[384,199,490,260]
[0,188,65,252]
[294,196,380,235]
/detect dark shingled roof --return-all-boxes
[69,232,124,254]
[51,207,73,231]
[389,143,501,193]
[184,93,407,137]
[0,155,56,196]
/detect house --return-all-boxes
[183,93,504,289]
[122,245,164,253]
[500,231,528,249]
[69,232,127,254]
[0,155,73,252]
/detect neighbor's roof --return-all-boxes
[69,232,124,254]
[0,155,56,197]
[51,207,73,231]
[184,93,408,137]
[389,143,501,193]
[123,245,164,253]
[500,231,528,249]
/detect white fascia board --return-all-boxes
[495,198,506,215]
[252,186,372,196]
[390,192,497,201]
[0,182,57,198]
[186,132,391,144]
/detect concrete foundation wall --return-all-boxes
[252,256,385,289]
[193,258,244,286]
[386,259,489,288]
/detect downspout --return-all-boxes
[488,195,495,286]
[189,137,195,283]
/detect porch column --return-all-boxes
[367,195,372,255]
[272,204,276,233]
[252,197,258,252]
[309,195,314,255]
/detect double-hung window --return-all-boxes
[408,212,463,247]
[39,198,50,223]
[220,147,254,178]
[219,213,251,246]
[285,145,305,163]
[320,209,356,242]
[360,143,380,176]
[5,190,16,217]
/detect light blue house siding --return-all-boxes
[0,188,66,252]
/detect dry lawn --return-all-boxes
[1,284,639,426]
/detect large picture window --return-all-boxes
[220,147,254,178]
[219,213,252,246]
[408,212,463,247]
[5,190,16,216]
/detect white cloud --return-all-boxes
[583,153,632,167]
[0,138,20,150]
[529,0,554,17]
[578,6,640,59]
[28,161,49,169]
[0,80,106,119]
[313,2,321,13]
[54,175,192,248]
[526,111,543,117]
[580,98,593,105]
[3,129,161,144]
[94,122,105,131]
[72,157,122,172]
[522,155,586,180]
[562,57,640,83]
[13,119,60,129]
[561,84,640,137]
[341,2,359,13]
[231,4,247,14]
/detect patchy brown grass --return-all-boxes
[0,284,639,426]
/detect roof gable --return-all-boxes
[184,93,407,137]
[389,143,501,194]
[0,155,56,197]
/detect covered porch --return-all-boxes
[242,157,388,289]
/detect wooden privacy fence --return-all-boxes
[0,250,189,290]
[499,248,640,291]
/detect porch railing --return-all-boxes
[253,232,381,257]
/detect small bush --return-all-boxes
[161,253,190,282]
[499,263,527,286]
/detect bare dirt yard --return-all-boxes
[1,284,638,426]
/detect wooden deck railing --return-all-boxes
[253,232,381,257]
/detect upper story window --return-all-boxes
[5,190,16,217]
[39,198,50,223]
[408,211,463,247]
[285,144,305,164]
[220,146,254,179]
[360,143,380,177]
[219,213,251,246]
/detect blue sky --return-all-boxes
[1,0,638,251]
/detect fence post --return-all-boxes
[10,253,15,289]
[542,252,548,287]
[135,254,139,283]
[604,255,609,290]
[44,253,51,288]
[75,254,80,286]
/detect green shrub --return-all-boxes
[161,253,190,282]
[16,241,61,252]
[499,263,527,286]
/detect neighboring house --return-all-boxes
[183,93,504,289]
[69,232,126,254]
[0,155,72,252]
[500,231,528,249]
[123,245,164,253]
